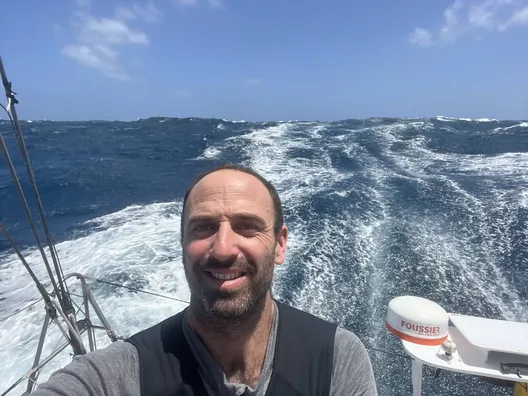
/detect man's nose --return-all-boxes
[211,222,238,262]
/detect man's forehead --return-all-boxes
[187,170,274,212]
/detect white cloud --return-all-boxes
[115,2,161,23]
[408,28,433,47]
[173,0,198,5]
[408,0,528,47]
[208,0,224,9]
[62,2,160,80]
[77,15,149,45]
[115,6,137,21]
[439,0,465,42]
[469,3,494,28]
[92,44,119,59]
[501,5,528,28]
[62,44,129,80]
[171,0,224,8]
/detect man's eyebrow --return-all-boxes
[232,213,268,225]
[186,215,214,227]
[186,213,268,227]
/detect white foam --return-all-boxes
[365,121,527,316]
[225,122,347,203]
[436,116,498,122]
[0,202,190,392]
[196,146,222,159]
[221,119,246,123]
[197,119,526,325]
[491,121,528,133]
[402,212,526,322]
[1,118,526,395]
[520,189,528,208]
[474,118,498,122]
[436,116,471,122]
[205,122,389,326]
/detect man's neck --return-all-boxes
[186,296,276,387]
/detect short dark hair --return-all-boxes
[180,163,284,241]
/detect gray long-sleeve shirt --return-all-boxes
[32,305,378,396]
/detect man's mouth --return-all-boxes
[206,271,246,280]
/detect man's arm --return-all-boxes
[31,341,140,396]
[330,327,378,396]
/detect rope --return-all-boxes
[0,221,54,306]
[0,276,189,323]
[0,55,412,393]
[0,274,411,362]
[0,299,42,323]
[0,56,71,316]
[0,104,63,309]
[1,54,88,357]
[0,273,415,396]
[83,276,190,305]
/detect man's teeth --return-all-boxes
[209,272,244,280]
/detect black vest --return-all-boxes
[125,300,337,396]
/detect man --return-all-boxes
[32,164,378,396]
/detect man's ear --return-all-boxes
[274,225,288,265]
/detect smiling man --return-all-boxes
[32,164,378,396]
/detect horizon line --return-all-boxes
[1,115,526,123]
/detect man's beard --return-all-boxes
[183,248,276,330]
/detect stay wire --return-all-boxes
[0,103,64,309]
[0,56,71,314]
[0,299,42,323]
[0,273,412,361]
[83,276,191,305]
[0,273,413,396]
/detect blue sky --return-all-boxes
[2,0,528,121]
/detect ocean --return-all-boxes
[0,116,527,395]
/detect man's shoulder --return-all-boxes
[32,341,140,396]
[60,340,139,374]
[332,326,373,367]
[334,326,366,352]
[330,326,378,396]
[87,339,139,361]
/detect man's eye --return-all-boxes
[194,224,213,232]
[238,223,258,230]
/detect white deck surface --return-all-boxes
[402,322,528,383]
[448,313,528,356]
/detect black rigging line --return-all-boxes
[0,57,71,314]
[0,55,85,356]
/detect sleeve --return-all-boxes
[329,327,378,396]
[31,341,140,396]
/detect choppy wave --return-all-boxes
[0,117,527,395]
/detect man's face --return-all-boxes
[182,170,287,320]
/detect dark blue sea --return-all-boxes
[0,116,527,395]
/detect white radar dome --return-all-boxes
[386,295,449,345]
